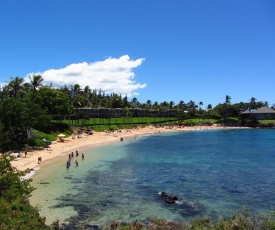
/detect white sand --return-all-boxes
[11,125,228,172]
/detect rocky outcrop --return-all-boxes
[160,192,178,204]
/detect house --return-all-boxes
[240,106,275,120]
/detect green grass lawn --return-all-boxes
[259,120,275,124]
[53,117,220,127]
[54,117,177,125]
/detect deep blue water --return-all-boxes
[31,128,275,229]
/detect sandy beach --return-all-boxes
[11,125,227,172]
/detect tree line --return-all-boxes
[0,75,272,152]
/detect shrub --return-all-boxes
[33,130,57,141]
[109,125,118,131]
[26,138,45,148]
[0,153,51,229]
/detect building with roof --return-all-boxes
[240,106,275,120]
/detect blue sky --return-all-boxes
[1,0,275,107]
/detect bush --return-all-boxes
[26,138,45,148]
[109,125,118,131]
[0,153,51,229]
[33,130,57,141]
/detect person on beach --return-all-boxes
[82,153,84,160]
[75,160,78,167]
[76,150,79,157]
[38,157,42,164]
[66,160,70,169]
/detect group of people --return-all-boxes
[66,150,84,169]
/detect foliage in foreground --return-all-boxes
[109,210,275,230]
[0,153,57,229]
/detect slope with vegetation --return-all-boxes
[0,153,59,229]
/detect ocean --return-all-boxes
[29,128,275,229]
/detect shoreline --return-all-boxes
[11,125,238,173]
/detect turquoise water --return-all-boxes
[30,129,275,229]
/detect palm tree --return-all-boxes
[146,100,152,109]
[29,75,43,92]
[249,97,256,111]
[0,84,10,99]
[123,95,128,107]
[83,86,91,107]
[207,104,213,119]
[131,97,139,108]
[187,100,197,117]
[169,101,175,109]
[8,76,24,98]
[199,101,204,117]
[225,95,231,104]
[111,94,122,108]
[152,101,159,110]
[22,82,32,93]
[199,101,203,110]
[223,95,231,124]
[161,101,169,109]
[70,84,82,107]
[178,100,185,110]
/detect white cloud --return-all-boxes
[27,55,146,97]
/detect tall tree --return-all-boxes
[249,97,256,111]
[146,100,152,109]
[225,95,231,105]
[29,75,44,92]
[207,104,213,118]
[223,95,231,123]
[199,101,203,109]
[169,101,175,109]
[8,76,24,98]
[111,94,123,108]
[187,100,197,117]
[122,95,128,107]
[33,87,73,118]
[131,97,139,108]
[0,97,50,151]
[0,84,10,99]
[71,84,82,107]
[178,100,185,110]
[83,85,91,107]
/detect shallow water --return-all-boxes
[30,129,275,229]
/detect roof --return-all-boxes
[241,106,275,114]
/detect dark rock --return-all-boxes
[160,192,178,204]
[171,195,178,201]
[160,192,169,198]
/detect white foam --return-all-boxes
[20,167,39,180]
[175,200,183,204]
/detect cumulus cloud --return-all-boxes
[27,55,146,97]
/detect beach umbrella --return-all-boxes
[57,134,66,138]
